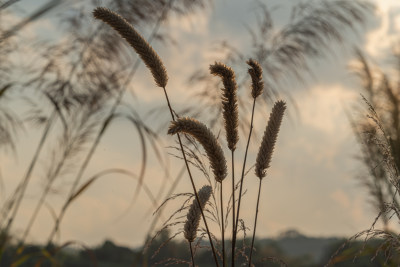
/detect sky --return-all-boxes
[1,0,400,249]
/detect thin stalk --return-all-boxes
[0,0,22,10]
[231,150,235,267]
[47,116,116,243]
[134,165,186,266]
[233,98,257,255]
[1,112,55,233]
[189,241,195,267]
[46,70,128,244]
[220,181,225,267]
[16,32,103,246]
[6,113,59,264]
[1,23,102,244]
[21,147,69,242]
[46,1,173,245]
[162,86,220,267]
[145,164,186,236]
[248,179,262,267]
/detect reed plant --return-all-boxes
[328,47,400,265]
[93,7,287,266]
[0,1,375,266]
[0,1,208,264]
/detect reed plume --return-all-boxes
[249,100,286,266]
[255,100,286,179]
[209,62,239,151]
[232,59,266,266]
[184,185,212,242]
[247,59,263,99]
[209,62,239,266]
[93,8,219,264]
[168,117,227,183]
[93,7,168,88]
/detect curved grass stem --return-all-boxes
[1,112,55,234]
[46,1,172,245]
[3,25,102,246]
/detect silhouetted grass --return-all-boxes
[0,1,379,266]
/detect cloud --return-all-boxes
[330,189,374,230]
[331,189,351,209]
[364,1,400,58]
[298,85,358,135]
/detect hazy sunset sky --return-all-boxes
[2,0,400,249]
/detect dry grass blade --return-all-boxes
[247,59,263,99]
[210,62,239,151]
[209,62,238,266]
[347,46,400,263]
[0,0,22,10]
[123,114,147,202]
[50,168,159,242]
[68,169,156,206]
[0,83,21,152]
[185,1,373,135]
[255,100,286,179]
[0,84,12,98]
[184,185,212,242]
[93,7,168,88]
[168,117,227,183]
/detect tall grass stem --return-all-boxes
[248,179,262,267]
[220,182,225,267]
[1,112,55,233]
[233,97,257,255]
[6,28,101,241]
[189,241,195,267]
[45,2,172,244]
[231,150,235,267]
[163,86,220,267]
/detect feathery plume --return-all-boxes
[168,117,227,182]
[247,59,264,99]
[255,100,286,179]
[93,7,168,88]
[184,185,212,242]
[209,62,239,151]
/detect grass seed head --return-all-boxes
[255,100,286,179]
[184,185,212,242]
[210,62,239,151]
[93,7,168,88]
[168,117,227,182]
[247,59,264,99]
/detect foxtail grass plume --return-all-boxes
[168,117,227,182]
[255,100,286,179]
[210,62,239,151]
[247,59,263,99]
[184,185,212,242]
[93,7,168,88]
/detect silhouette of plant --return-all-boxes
[0,1,377,266]
[337,47,400,264]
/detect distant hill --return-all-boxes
[272,229,342,262]
[2,229,395,266]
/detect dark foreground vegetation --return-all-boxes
[1,230,398,266]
